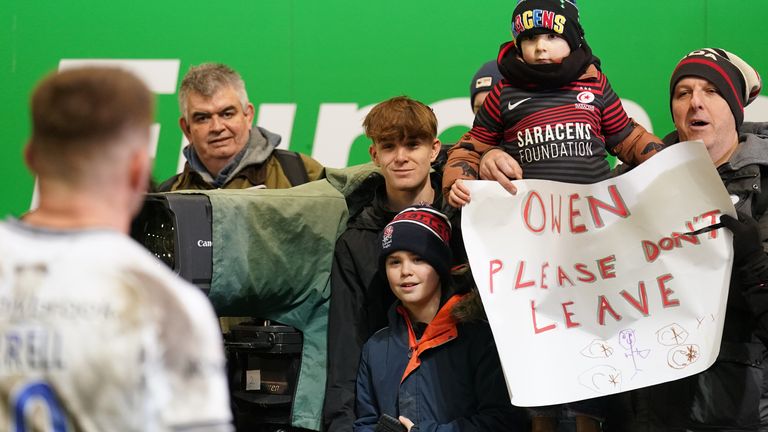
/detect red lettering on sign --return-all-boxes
[569,193,587,233]
[515,261,535,289]
[587,185,630,228]
[597,295,622,325]
[597,255,616,279]
[531,300,556,334]
[657,274,679,308]
[489,259,503,294]
[575,263,596,283]
[523,191,546,233]
[620,282,649,316]
[562,301,581,328]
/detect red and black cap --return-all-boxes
[379,205,453,285]
[670,48,762,128]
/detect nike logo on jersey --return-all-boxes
[508,97,531,111]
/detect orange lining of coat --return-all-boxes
[397,294,466,384]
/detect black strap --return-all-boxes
[274,149,310,187]
[156,174,181,192]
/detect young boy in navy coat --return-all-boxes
[354,206,526,431]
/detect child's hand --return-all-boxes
[480,149,521,195]
[398,416,415,431]
[448,179,472,208]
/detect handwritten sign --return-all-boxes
[461,141,735,406]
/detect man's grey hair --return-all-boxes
[178,63,249,120]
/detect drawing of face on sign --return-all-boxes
[580,340,614,359]
[668,344,701,369]
[578,365,622,394]
[619,329,636,350]
[656,323,689,346]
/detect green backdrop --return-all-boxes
[2,0,767,217]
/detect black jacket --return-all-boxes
[608,126,768,431]
[323,171,465,431]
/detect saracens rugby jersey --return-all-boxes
[443,65,662,191]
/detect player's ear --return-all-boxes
[430,138,441,162]
[23,142,37,174]
[179,116,192,141]
[128,145,151,194]
[243,102,255,126]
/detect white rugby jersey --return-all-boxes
[0,220,232,431]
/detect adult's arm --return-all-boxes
[442,81,507,203]
[598,73,665,166]
[611,120,666,166]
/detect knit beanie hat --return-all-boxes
[670,48,762,128]
[470,60,504,110]
[511,0,584,51]
[379,206,453,286]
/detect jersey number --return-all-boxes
[13,381,67,432]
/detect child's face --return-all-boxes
[369,137,440,193]
[385,250,441,310]
[519,33,571,65]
